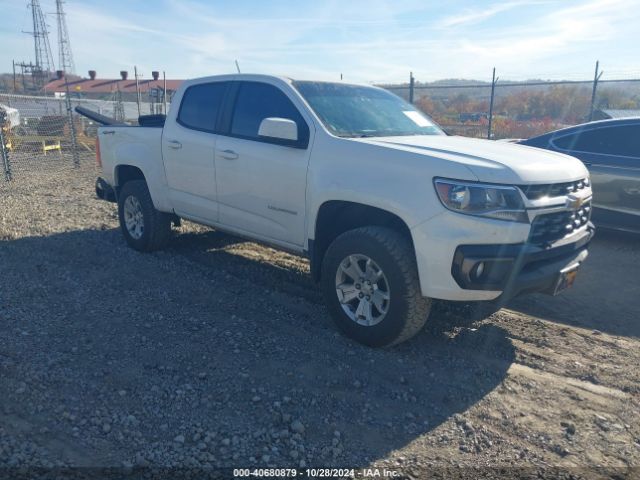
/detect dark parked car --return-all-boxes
[520,118,640,233]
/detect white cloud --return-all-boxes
[453,0,637,68]
[439,1,551,28]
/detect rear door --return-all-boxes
[552,123,640,230]
[161,81,229,222]
[213,81,312,247]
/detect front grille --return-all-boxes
[519,178,589,200]
[529,201,591,245]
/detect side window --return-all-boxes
[177,82,227,132]
[553,125,640,158]
[552,133,578,150]
[230,82,309,146]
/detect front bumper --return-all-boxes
[410,209,594,302]
[451,225,593,303]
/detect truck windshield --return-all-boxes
[292,81,444,138]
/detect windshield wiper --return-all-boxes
[337,133,376,138]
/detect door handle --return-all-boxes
[218,149,239,160]
[167,140,182,149]
[102,130,115,135]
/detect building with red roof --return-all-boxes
[43,70,184,101]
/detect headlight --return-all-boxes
[434,179,528,222]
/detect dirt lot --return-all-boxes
[1,163,639,479]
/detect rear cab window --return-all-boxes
[177,82,228,133]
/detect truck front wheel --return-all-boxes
[117,180,172,252]
[320,226,431,347]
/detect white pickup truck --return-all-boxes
[94,74,594,347]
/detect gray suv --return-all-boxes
[520,118,640,233]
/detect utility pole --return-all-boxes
[487,67,498,140]
[588,61,603,122]
[55,0,75,75]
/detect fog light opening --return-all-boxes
[472,261,486,281]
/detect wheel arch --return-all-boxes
[112,163,170,212]
[114,164,146,191]
[310,200,415,283]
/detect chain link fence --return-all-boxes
[2,68,639,186]
[0,93,155,187]
[384,68,640,140]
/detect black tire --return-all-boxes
[321,226,431,347]
[117,180,171,252]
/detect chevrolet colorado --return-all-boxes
[94,74,594,347]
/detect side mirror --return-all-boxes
[258,117,298,142]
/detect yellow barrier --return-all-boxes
[43,139,62,156]
[6,136,64,156]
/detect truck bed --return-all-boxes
[97,125,165,199]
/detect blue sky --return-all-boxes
[1,0,639,83]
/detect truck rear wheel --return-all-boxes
[321,226,431,347]
[117,180,171,252]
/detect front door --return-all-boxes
[214,81,312,247]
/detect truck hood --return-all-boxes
[354,134,588,184]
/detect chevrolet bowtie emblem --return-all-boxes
[566,194,584,210]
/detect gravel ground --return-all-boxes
[1,163,639,479]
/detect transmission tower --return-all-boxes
[25,0,55,87]
[55,0,75,75]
